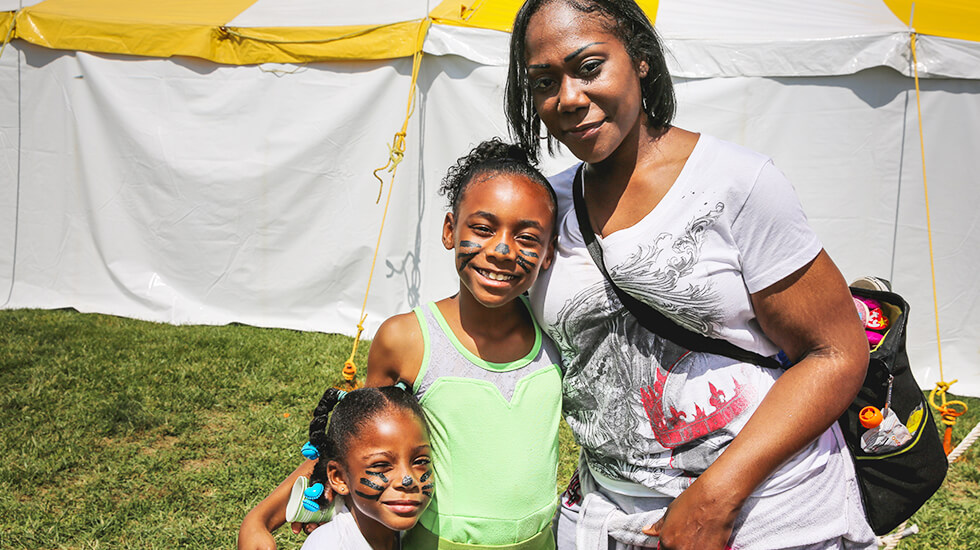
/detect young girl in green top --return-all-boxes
[239,138,563,550]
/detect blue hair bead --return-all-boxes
[304,483,325,499]
[302,498,320,512]
[301,441,319,460]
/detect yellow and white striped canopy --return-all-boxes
[2,0,979,75]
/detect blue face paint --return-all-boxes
[494,243,510,255]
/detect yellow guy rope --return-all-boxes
[0,9,18,60]
[339,18,431,390]
[908,10,967,455]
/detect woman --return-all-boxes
[506,1,876,549]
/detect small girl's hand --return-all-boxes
[290,521,324,535]
[290,483,334,534]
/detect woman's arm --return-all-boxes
[645,250,869,550]
[236,312,424,549]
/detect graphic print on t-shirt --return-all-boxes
[606,202,725,336]
[549,204,760,495]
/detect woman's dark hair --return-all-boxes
[307,385,427,503]
[439,138,558,232]
[506,0,676,162]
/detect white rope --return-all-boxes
[876,523,919,550]
[948,421,980,463]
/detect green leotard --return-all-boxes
[402,300,562,550]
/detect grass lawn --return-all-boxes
[1,308,977,549]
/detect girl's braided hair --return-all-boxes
[307,385,426,503]
[439,138,558,230]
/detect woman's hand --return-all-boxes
[642,475,738,550]
[649,250,867,549]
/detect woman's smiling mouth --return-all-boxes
[566,120,604,139]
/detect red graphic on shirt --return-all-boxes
[561,471,583,507]
[640,353,751,448]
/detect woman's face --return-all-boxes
[524,1,648,164]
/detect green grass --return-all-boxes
[0,308,976,549]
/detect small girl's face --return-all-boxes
[442,172,556,308]
[327,409,432,536]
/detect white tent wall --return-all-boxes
[0,41,17,305]
[1,31,978,395]
[2,42,437,334]
[670,70,980,396]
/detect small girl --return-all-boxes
[299,385,432,550]
[239,139,563,550]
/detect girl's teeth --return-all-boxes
[483,270,514,281]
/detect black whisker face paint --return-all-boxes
[494,243,510,255]
[516,250,538,273]
[457,241,482,271]
[367,471,389,484]
[355,471,390,501]
[354,489,381,500]
[515,256,533,273]
[457,251,478,270]
[420,469,433,496]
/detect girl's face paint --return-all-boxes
[355,471,389,500]
[516,249,539,273]
[442,173,557,308]
[326,410,432,538]
[420,469,434,497]
[457,240,482,270]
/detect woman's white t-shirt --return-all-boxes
[530,134,831,498]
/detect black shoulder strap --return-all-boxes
[571,164,782,369]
